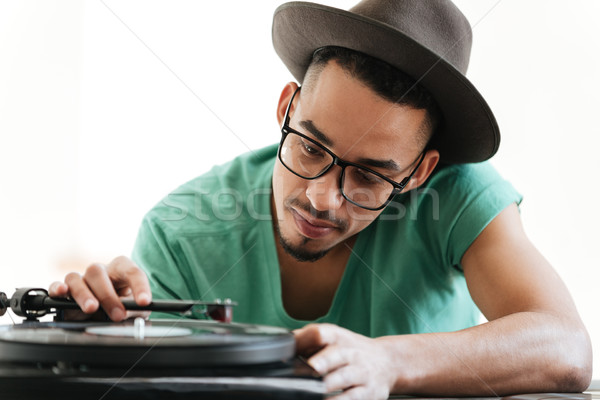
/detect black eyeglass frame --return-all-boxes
[278,86,426,211]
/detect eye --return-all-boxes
[301,139,325,158]
[352,168,384,186]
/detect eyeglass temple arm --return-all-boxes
[399,151,427,189]
[281,86,301,130]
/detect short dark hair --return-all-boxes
[303,46,442,148]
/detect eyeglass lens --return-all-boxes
[280,131,394,209]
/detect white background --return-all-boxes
[1,0,599,380]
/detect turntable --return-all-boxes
[0,288,324,399]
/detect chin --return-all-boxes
[280,237,332,263]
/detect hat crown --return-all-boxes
[349,0,472,73]
[272,0,500,163]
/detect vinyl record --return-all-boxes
[0,319,295,367]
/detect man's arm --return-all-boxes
[295,203,592,398]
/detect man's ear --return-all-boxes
[276,82,300,127]
[403,149,440,192]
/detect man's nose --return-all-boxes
[305,167,344,212]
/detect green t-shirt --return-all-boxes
[132,144,522,338]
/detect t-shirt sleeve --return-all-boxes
[429,162,523,271]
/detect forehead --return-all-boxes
[297,63,426,161]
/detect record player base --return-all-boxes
[0,358,325,400]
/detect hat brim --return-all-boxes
[272,2,500,164]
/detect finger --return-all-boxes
[313,323,354,345]
[48,281,69,297]
[106,256,151,305]
[117,287,133,298]
[294,324,326,356]
[308,344,351,375]
[324,365,365,393]
[64,272,99,314]
[82,263,125,321]
[295,323,348,356]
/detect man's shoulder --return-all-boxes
[379,161,521,227]
[177,143,277,193]
[368,162,522,273]
[424,161,521,215]
[429,161,507,191]
[141,144,278,236]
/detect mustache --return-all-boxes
[284,197,348,231]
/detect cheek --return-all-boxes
[272,161,307,203]
[272,161,303,219]
[272,162,285,204]
[272,162,289,202]
[344,207,381,232]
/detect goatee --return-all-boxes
[274,222,331,262]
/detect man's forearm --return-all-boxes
[381,311,592,396]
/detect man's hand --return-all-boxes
[48,256,152,321]
[295,323,396,400]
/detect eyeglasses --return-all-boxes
[278,87,426,211]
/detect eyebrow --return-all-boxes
[355,157,401,172]
[299,120,333,147]
[298,119,402,172]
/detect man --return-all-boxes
[50,0,592,398]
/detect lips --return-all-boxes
[290,209,339,239]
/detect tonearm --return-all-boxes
[0,288,235,323]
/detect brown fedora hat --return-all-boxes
[272,0,500,164]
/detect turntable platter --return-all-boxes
[0,319,295,367]
[86,324,193,338]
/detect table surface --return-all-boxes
[388,392,599,400]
